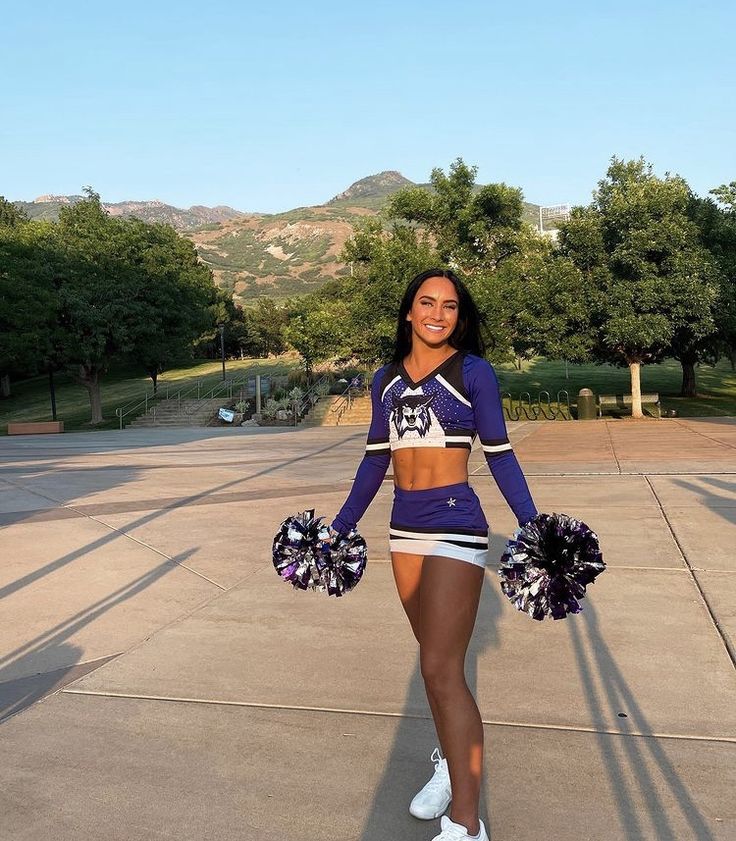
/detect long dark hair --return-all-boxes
[391,268,486,364]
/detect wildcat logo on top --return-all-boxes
[389,386,447,446]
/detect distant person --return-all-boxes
[330,269,538,841]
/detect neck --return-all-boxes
[405,343,457,367]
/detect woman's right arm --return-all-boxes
[331,366,391,535]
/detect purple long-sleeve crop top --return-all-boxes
[331,350,538,535]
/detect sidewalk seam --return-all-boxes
[0,476,227,590]
[645,476,736,670]
[60,689,736,744]
[603,421,623,474]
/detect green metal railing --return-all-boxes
[501,390,572,420]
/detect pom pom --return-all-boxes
[498,512,605,621]
[272,509,329,592]
[321,529,368,597]
[272,510,367,596]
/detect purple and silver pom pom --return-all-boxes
[272,509,329,592]
[272,510,367,596]
[498,512,605,620]
[321,529,367,597]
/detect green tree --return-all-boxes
[710,182,736,211]
[340,218,439,362]
[559,157,720,412]
[481,229,598,366]
[386,158,524,274]
[0,196,29,229]
[54,189,218,422]
[283,296,351,376]
[0,219,61,402]
[248,297,289,356]
[119,218,216,391]
[688,186,736,370]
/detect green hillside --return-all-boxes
[11,171,545,304]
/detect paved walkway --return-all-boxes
[1,419,735,840]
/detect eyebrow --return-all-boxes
[419,294,458,304]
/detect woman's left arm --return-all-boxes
[467,357,538,527]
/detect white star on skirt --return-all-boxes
[447,497,456,507]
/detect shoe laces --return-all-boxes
[436,822,472,841]
[425,748,449,792]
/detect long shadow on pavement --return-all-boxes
[0,549,197,723]
[569,599,717,841]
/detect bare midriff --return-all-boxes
[392,447,470,491]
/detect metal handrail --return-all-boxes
[116,370,284,429]
[293,374,331,425]
[329,373,370,425]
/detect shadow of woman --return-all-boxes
[359,568,503,841]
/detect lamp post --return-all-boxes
[218,323,226,381]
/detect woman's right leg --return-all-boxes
[390,551,445,744]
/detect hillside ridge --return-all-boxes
[10,172,545,304]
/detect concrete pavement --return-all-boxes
[0,419,735,840]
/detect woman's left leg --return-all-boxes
[418,554,485,836]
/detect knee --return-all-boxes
[420,649,463,697]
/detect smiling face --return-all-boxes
[406,276,459,348]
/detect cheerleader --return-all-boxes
[330,268,538,841]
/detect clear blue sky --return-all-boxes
[2,0,733,212]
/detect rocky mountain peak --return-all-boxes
[327,170,414,204]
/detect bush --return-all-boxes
[262,398,280,420]
[287,369,310,389]
[329,378,350,395]
[340,367,365,380]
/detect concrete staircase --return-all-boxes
[300,395,372,427]
[127,398,227,428]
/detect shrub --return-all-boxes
[287,370,310,389]
[262,398,279,419]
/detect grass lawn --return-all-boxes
[0,356,301,434]
[1,354,735,434]
[494,357,736,418]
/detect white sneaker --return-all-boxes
[431,814,489,841]
[409,748,452,820]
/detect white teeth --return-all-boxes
[425,325,445,332]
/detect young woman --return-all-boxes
[330,268,538,841]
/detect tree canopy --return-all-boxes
[558,157,721,409]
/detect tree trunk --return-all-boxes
[0,374,10,398]
[629,360,643,418]
[680,357,697,398]
[49,369,58,420]
[729,346,736,372]
[148,369,158,394]
[77,364,104,424]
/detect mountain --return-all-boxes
[15,195,247,229]
[327,170,415,208]
[11,172,543,304]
